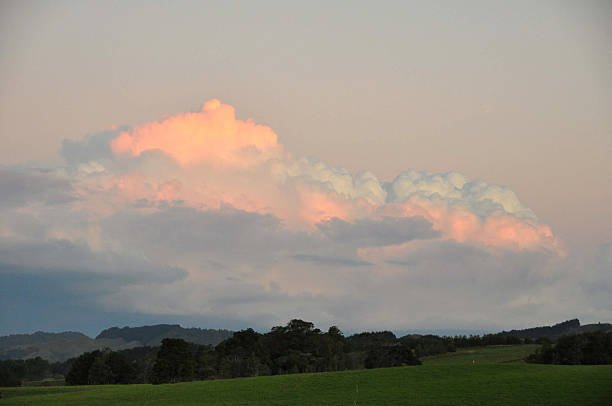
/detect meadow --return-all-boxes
[2,345,611,406]
[420,344,541,365]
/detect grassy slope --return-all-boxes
[421,344,541,365]
[2,346,611,406]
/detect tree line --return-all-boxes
[64,320,422,385]
[62,320,533,385]
[526,331,612,365]
[399,332,524,358]
[6,319,605,387]
[0,357,56,387]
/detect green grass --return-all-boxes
[22,378,65,387]
[422,344,541,365]
[2,346,611,406]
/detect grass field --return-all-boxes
[2,346,611,406]
[421,344,541,365]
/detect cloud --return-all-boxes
[292,254,373,267]
[53,99,559,250]
[0,238,187,285]
[111,99,282,167]
[317,216,439,247]
[0,167,75,208]
[388,170,536,219]
[100,206,309,271]
[61,127,126,166]
[278,158,388,204]
[0,99,608,334]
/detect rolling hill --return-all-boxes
[0,332,140,363]
[0,326,233,362]
[2,361,611,406]
[500,319,612,340]
[96,324,233,347]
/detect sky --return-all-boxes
[0,0,611,337]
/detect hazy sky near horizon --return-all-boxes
[0,1,611,335]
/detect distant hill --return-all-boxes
[501,319,612,340]
[0,332,140,362]
[3,319,611,363]
[96,324,233,347]
[0,325,233,362]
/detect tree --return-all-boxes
[0,360,26,387]
[364,343,421,369]
[328,326,343,337]
[66,350,101,385]
[526,332,612,365]
[65,349,136,385]
[286,319,315,334]
[88,356,114,384]
[151,338,195,384]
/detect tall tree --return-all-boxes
[150,338,195,384]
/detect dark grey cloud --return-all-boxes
[101,206,311,269]
[102,207,433,271]
[0,167,75,208]
[0,238,187,285]
[0,270,255,336]
[1,206,611,334]
[292,254,372,267]
[317,216,439,247]
[385,240,490,267]
[61,128,127,165]
[66,206,612,332]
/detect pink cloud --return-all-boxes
[111,99,282,167]
[101,99,562,252]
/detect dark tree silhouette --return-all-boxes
[150,338,195,384]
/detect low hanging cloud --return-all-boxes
[0,99,609,333]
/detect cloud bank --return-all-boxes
[1,99,609,334]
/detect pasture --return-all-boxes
[2,345,611,406]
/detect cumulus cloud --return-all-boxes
[388,170,536,219]
[0,99,608,333]
[111,99,282,167]
[59,100,556,249]
[278,158,388,204]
